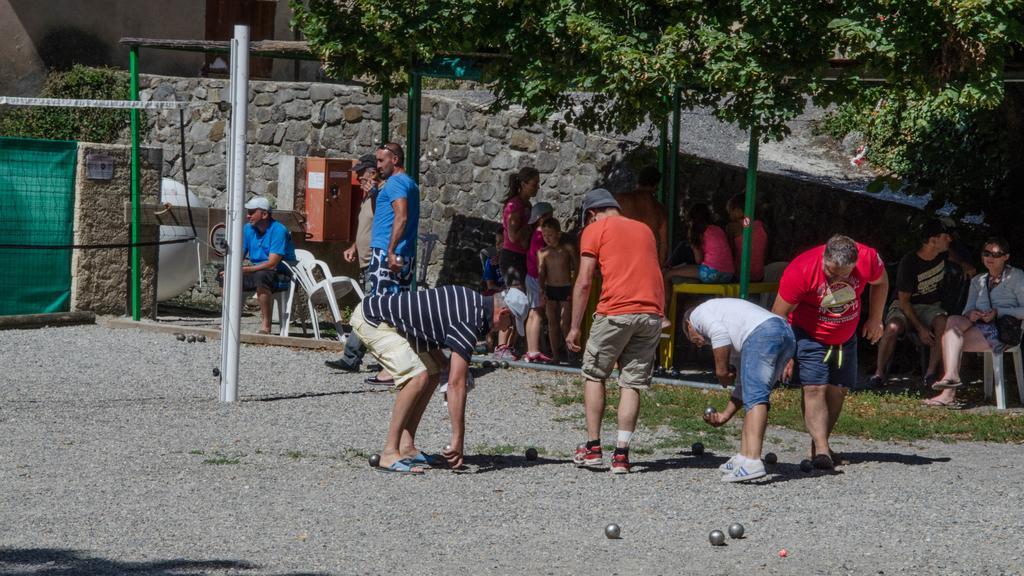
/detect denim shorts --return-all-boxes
[698,264,734,283]
[791,326,858,388]
[739,317,796,410]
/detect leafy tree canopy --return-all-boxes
[294,0,1022,143]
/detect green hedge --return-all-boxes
[0,65,130,143]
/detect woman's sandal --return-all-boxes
[930,379,963,390]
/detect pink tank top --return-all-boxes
[502,196,529,254]
[732,220,767,281]
[701,225,735,274]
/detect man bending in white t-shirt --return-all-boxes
[685,298,796,482]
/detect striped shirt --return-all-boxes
[361,285,490,361]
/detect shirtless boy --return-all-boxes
[538,218,576,363]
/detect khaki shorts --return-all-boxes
[885,301,948,330]
[350,306,442,388]
[582,313,662,389]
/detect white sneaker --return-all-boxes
[719,453,742,473]
[721,458,766,483]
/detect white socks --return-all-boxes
[616,430,633,446]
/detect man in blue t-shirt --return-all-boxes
[368,141,420,295]
[326,142,420,382]
[228,196,296,334]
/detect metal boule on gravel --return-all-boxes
[800,459,813,472]
[709,530,726,546]
[197,335,207,342]
[368,454,381,467]
[764,452,778,465]
[212,367,220,377]
[604,524,621,539]
[704,406,717,417]
[728,523,745,539]
[692,442,705,456]
[175,333,186,341]
[186,335,196,343]
[525,447,538,461]
[500,361,510,369]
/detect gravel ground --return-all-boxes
[2,323,1024,576]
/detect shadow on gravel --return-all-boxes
[457,454,573,474]
[840,451,952,466]
[630,453,729,474]
[0,547,328,576]
[756,464,845,485]
[247,388,391,402]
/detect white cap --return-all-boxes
[502,287,529,336]
[244,196,271,212]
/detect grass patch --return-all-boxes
[284,450,308,460]
[199,449,243,465]
[188,450,205,455]
[549,382,1024,444]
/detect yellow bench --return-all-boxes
[658,281,780,370]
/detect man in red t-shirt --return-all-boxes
[772,235,888,470]
[566,188,665,474]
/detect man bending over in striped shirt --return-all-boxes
[351,283,529,473]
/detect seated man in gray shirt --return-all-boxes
[685,298,795,482]
[351,284,528,473]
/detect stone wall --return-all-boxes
[70,143,161,315]
[137,75,927,307]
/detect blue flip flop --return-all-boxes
[377,458,424,475]
[409,451,444,468]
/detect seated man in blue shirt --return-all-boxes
[227,196,296,334]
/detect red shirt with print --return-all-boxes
[778,243,884,345]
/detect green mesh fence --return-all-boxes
[0,137,77,315]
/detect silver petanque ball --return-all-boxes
[709,530,726,546]
[605,524,621,539]
[764,452,778,465]
[197,335,207,343]
[728,523,745,539]
[525,448,538,461]
[186,335,196,343]
[176,333,186,341]
[692,442,705,456]
[368,454,381,467]
[704,406,717,417]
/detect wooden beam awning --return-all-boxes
[120,38,321,61]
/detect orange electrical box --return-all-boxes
[305,157,358,242]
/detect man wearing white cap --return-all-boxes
[352,283,529,473]
[228,196,296,334]
[566,188,665,474]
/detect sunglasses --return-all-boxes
[246,209,259,215]
[982,250,1008,258]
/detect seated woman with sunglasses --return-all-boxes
[925,237,1024,406]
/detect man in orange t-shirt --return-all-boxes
[566,188,665,475]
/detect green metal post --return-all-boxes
[405,71,422,289]
[405,72,421,183]
[129,46,142,321]
[739,128,760,299]
[667,86,681,249]
[381,91,390,144]
[657,100,668,203]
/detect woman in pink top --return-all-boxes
[665,203,735,283]
[725,193,768,282]
[499,166,540,283]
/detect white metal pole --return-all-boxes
[220,25,249,402]
[218,33,238,386]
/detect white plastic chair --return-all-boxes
[287,249,363,340]
[982,345,1024,409]
[244,273,296,337]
